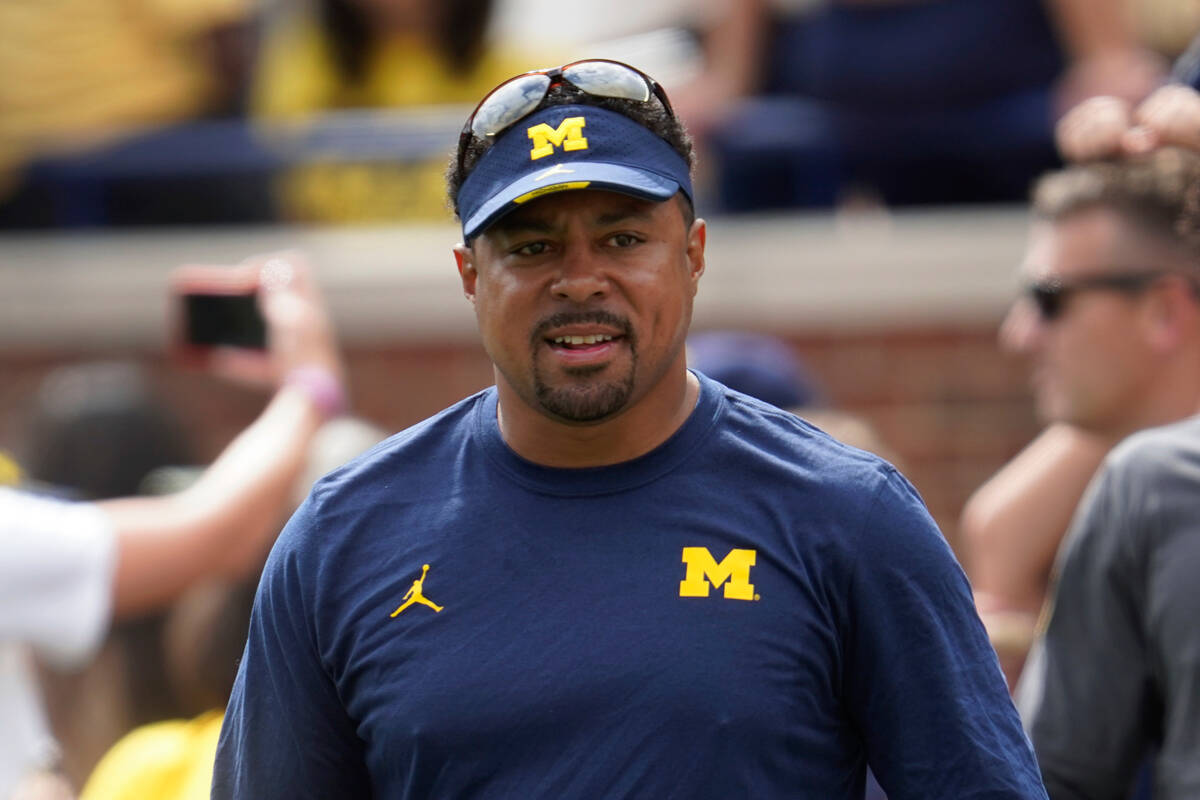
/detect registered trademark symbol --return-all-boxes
[754,594,761,601]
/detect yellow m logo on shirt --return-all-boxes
[679,547,757,601]
[527,116,588,160]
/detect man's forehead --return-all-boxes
[1021,210,1128,275]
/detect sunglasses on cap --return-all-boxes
[458,59,674,165]
[1024,269,1169,320]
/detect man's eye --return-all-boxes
[609,233,641,247]
[514,241,548,256]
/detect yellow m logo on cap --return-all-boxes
[527,116,588,161]
[679,547,757,601]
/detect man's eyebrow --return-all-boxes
[596,204,655,226]
[489,216,556,237]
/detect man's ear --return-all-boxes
[454,243,477,305]
[686,218,707,291]
[1142,275,1197,350]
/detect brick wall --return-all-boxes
[0,324,1038,552]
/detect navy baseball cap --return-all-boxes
[456,104,693,240]
[687,331,824,410]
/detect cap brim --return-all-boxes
[462,162,681,240]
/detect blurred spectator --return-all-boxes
[1019,413,1200,797]
[0,0,259,227]
[23,362,193,502]
[675,0,1170,211]
[77,416,387,800]
[961,84,1200,691]
[490,0,699,57]
[686,330,822,409]
[20,363,197,787]
[487,0,708,91]
[1013,96,1200,792]
[251,0,529,222]
[0,252,346,798]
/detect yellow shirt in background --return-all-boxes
[252,17,527,116]
[79,710,224,800]
[251,17,532,223]
[0,0,249,179]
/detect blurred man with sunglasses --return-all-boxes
[998,110,1200,800]
[961,86,1200,797]
[963,89,1200,692]
[1003,150,1200,436]
[213,60,1044,799]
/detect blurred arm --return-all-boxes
[99,387,321,617]
[670,0,769,138]
[1044,0,1165,113]
[100,252,344,618]
[1056,82,1200,161]
[1047,0,1139,59]
[960,424,1111,686]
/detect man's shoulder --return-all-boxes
[261,390,492,581]
[266,388,489,560]
[712,385,897,491]
[1107,414,1200,480]
[1064,415,1200,560]
[313,388,492,501]
[1087,415,1200,514]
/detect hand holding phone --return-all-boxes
[169,253,342,390]
[182,290,267,350]
[170,263,271,386]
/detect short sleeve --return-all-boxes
[842,471,1047,799]
[212,498,371,799]
[0,488,117,666]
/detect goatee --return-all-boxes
[530,310,637,422]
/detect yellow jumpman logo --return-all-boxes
[390,564,443,617]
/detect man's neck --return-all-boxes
[495,370,701,468]
[1103,357,1200,442]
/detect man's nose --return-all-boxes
[550,244,609,303]
[999,299,1043,354]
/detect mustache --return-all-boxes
[531,311,634,343]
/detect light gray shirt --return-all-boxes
[1021,416,1200,799]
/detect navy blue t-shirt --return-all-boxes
[213,374,1045,799]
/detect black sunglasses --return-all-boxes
[457,59,674,169]
[1025,270,1169,320]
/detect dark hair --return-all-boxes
[1032,147,1200,262]
[25,362,191,500]
[24,362,195,733]
[445,80,696,223]
[319,0,493,85]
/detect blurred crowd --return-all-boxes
[5,0,1200,798]
[2,0,1198,227]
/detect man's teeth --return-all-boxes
[552,334,614,345]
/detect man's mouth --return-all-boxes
[550,334,617,348]
[544,333,625,365]
[533,311,633,364]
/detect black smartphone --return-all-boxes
[182,292,267,350]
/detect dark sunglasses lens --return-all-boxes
[561,61,651,103]
[1030,286,1063,319]
[471,74,552,138]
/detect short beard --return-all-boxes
[530,311,637,422]
[533,362,636,422]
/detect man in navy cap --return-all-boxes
[213,60,1046,799]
